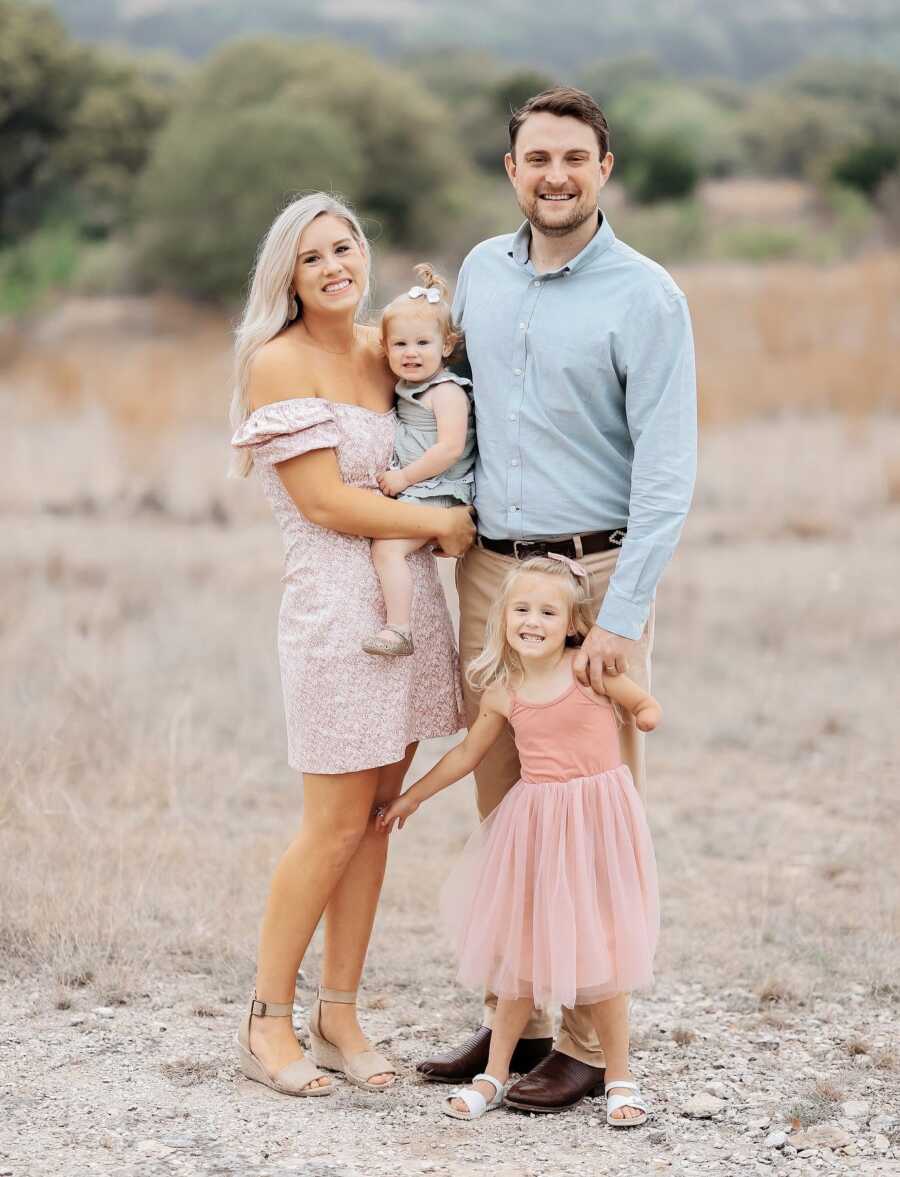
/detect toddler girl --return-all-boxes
[362,265,475,657]
[379,555,661,1124]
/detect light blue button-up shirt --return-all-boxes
[452,213,697,641]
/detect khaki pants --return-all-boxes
[456,542,654,1065]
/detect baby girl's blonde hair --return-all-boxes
[380,262,463,358]
[467,557,597,692]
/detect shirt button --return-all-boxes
[513,368,522,376]
[519,323,526,330]
[511,505,520,511]
[508,413,516,421]
[511,459,519,467]
[531,280,539,287]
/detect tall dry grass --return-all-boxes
[2,256,899,1005]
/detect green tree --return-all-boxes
[832,141,900,196]
[57,49,176,235]
[138,102,362,299]
[578,55,668,111]
[137,38,470,298]
[608,81,740,201]
[739,92,861,182]
[0,1,85,240]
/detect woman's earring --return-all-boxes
[287,289,298,321]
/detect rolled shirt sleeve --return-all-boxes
[598,285,698,639]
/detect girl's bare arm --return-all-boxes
[600,673,663,732]
[378,687,510,831]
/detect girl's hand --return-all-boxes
[377,792,419,833]
[378,469,409,497]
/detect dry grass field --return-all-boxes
[2,257,899,1175]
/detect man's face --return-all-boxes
[505,112,613,238]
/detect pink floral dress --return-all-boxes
[232,398,464,775]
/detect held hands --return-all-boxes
[377,792,419,833]
[573,625,637,692]
[377,468,410,497]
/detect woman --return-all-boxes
[230,193,474,1097]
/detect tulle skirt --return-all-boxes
[440,766,659,1010]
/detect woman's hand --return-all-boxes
[377,469,409,498]
[377,792,419,833]
[434,505,476,557]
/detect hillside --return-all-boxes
[50,0,900,77]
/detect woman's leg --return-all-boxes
[588,994,642,1121]
[250,768,379,1084]
[370,538,428,635]
[450,996,533,1111]
[318,742,418,1085]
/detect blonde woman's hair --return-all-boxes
[380,262,463,358]
[229,192,371,478]
[466,557,597,692]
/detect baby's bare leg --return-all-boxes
[371,537,429,631]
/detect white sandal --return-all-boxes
[442,1072,507,1120]
[605,1079,650,1127]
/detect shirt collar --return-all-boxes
[508,210,616,275]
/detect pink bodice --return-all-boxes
[509,679,622,783]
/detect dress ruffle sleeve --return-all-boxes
[230,398,341,465]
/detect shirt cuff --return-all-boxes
[596,589,650,641]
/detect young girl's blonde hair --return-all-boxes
[467,557,597,692]
[380,262,463,358]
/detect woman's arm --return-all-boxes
[251,350,474,552]
[279,448,472,547]
[378,688,510,831]
[600,673,663,732]
[378,382,470,496]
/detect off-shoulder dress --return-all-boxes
[232,397,465,775]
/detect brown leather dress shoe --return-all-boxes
[503,1050,606,1113]
[416,1026,553,1084]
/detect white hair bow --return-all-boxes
[407,285,441,304]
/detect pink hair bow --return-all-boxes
[407,285,440,304]
[546,552,588,579]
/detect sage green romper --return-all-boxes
[394,369,476,509]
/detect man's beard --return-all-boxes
[520,192,596,237]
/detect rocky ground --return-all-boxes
[2,413,899,1176]
[1,969,897,1176]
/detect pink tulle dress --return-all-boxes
[440,672,659,1010]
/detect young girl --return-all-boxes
[379,555,661,1124]
[362,265,475,657]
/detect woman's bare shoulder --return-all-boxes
[249,332,316,410]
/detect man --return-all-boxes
[417,87,697,1113]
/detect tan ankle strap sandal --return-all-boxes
[236,994,333,1097]
[308,987,398,1091]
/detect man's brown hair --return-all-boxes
[508,86,610,158]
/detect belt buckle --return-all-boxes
[512,539,546,560]
[609,529,626,547]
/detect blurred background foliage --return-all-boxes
[3,0,900,308]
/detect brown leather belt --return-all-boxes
[477,529,627,560]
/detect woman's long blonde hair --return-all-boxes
[229,192,371,478]
[466,557,597,692]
